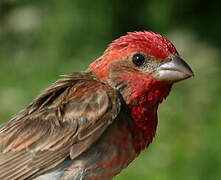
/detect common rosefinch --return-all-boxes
[0,31,193,180]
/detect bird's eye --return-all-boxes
[132,53,145,66]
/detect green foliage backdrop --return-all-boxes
[0,0,220,179]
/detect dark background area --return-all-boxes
[0,0,221,179]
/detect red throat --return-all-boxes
[121,72,172,154]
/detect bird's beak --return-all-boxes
[156,55,194,82]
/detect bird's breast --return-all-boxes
[49,115,139,179]
[129,102,158,154]
[35,108,157,180]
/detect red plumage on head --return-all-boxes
[105,31,178,59]
[89,31,178,78]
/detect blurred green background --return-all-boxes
[0,0,220,179]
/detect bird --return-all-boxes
[0,31,193,180]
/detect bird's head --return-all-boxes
[89,31,193,103]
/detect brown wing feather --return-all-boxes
[0,72,121,180]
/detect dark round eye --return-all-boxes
[132,53,145,66]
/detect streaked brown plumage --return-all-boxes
[0,72,122,179]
